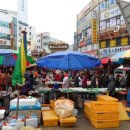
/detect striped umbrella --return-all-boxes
[111,50,130,64]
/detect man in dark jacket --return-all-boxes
[107,75,116,96]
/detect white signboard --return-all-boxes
[100,21,106,30]
[120,15,125,25]
[100,46,130,58]
[110,17,116,27]
[100,7,121,21]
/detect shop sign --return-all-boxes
[100,21,106,30]
[121,37,128,46]
[110,39,116,47]
[100,41,106,48]
[100,7,121,21]
[92,19,97,43]
[48,43,69,50]
[100,46,130,58]
[100,1,106,11]
[110,17,116,27]
[79,41,86,47]
[92,11,97,19]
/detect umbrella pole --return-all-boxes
[16,85,20,119]
[67,70,70,99]
[5,56,9,109]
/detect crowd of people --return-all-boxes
[1,66,130,97]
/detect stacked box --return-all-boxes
[84,100,119,128]
[59,116,77,126]
[97,95,119,102]
[42,110,59,127]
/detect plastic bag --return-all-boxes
[54,99,74,118]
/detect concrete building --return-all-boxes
[35,32,68,54]
[0,9,17,49]
[0,9,36,52]
[75,0,130,61]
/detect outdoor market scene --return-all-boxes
[1,0,130,130]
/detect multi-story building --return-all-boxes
[0,9,17,50]
[0,9,36,52]
[36,32,69,54]
[75,0,129,61]
[76,0,99,57]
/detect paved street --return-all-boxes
[40,116,130,130]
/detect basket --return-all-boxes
[59,116,77,126]
[97,95,118,102]
[42,110,58,127]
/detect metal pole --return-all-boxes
[16,85,19,119]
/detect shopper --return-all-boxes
[62,73,69,88]
[74,73,81,87]
[107,75,116,96]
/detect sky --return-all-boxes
[0,0,90,44]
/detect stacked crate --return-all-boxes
[42,110,59,127]
[84,100,119,128]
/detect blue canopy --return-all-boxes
[37,50,101,70]
[0,49,15,66]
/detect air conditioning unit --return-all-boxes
[113,25,120,32]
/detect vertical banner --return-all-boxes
[92,10,97,44]
[92,19,97,43]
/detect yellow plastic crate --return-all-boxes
[91,118,119,128]
[91,101,119,112]
[49,100,56,109]
[97,95,118,102]
[42,110,59,127]
[84,108,119,120]
[59,116,77,126]
[84,109,91,121]
[84,102,91,110]
[91,111,119,120]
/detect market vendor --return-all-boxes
[62,73,69,88]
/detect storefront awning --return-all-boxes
[101,58,111,64]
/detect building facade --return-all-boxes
[35,32,69,54]
[76,0,129,59]
[0,9,17,50]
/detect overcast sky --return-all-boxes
[0,0,90,44]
